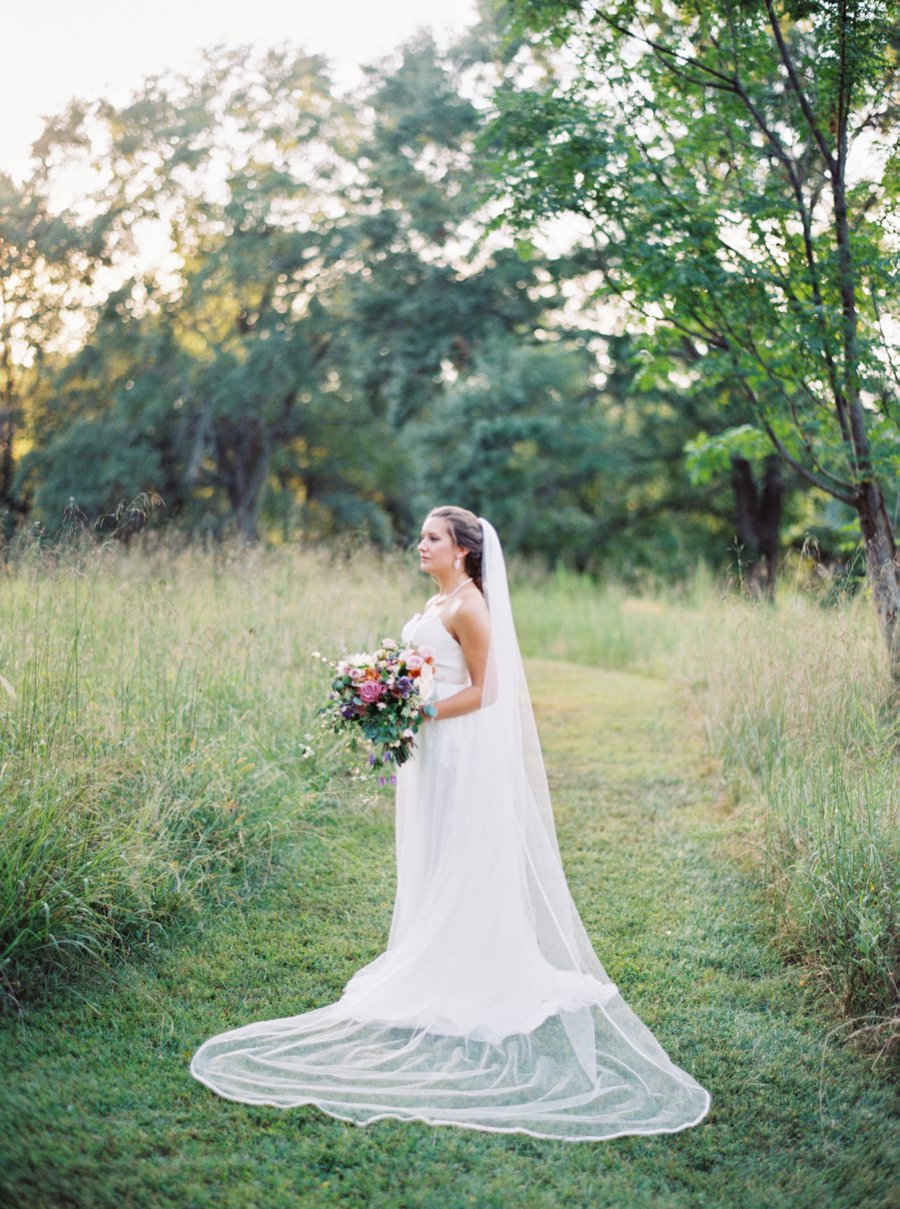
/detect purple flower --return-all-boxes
[394,675,413,698]
[340,703,357,720]
[368,752,377,766]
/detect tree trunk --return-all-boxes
[233,498,261,544]
[0,405,13,507]
[0,340,24,531]
[215,419,271,545]
[855,481,900,678]
[730,455,783,598]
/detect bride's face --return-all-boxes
[417,516,460,576]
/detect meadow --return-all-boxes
[0,538,897,1207]
[515,563,899,1030]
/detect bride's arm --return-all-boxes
[422,597,490,721]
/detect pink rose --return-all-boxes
[405,655,423,675]
[359,680,383,704]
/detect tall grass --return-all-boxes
[0,537,418,1007]
[514,568,898,1037]
[683,589,898,1030]
[511,562,713,671]
[2,537,896,1039]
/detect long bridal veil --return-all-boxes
[190,518,712,1140]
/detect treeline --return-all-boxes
[0,11,895,597]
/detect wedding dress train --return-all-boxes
[190,521,711,1140]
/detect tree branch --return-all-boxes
[746,389,857,505]
[610,0,848,446]
[593,11,741,90]
[762,0,836,172]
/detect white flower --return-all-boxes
[382,638,398,650]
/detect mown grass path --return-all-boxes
[2,661,896,1209]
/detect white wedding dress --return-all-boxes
[190,520,711,1140]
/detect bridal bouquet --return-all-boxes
[317,639,436,780]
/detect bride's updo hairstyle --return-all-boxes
[428,505,484,593]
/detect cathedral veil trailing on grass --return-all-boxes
[190,519,711,1141]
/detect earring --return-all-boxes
[454,556,461,570]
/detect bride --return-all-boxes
[190,506,712,1140]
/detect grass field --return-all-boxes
[1,542,897,1207]
[515,566,898,1027]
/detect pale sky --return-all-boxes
[2,0,480,182]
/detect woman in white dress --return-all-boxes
[190,506,712,1141]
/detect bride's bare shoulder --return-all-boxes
[453,586,489,629]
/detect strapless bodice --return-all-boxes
[401,610,470,686]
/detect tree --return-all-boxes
[324,33,563,537]
[19,37,567,544]
[20,48,356,542]
[487,0,900,666]
[16,290,191,528]
[412,332,756,575]
[0,164,114,536]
